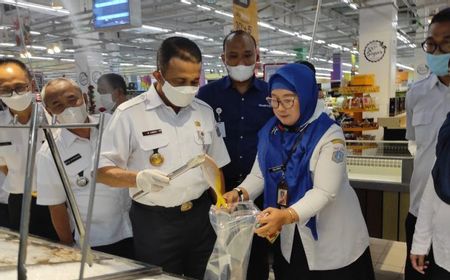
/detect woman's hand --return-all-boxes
[254,207,293,238]
[410,254,428,274]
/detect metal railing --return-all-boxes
[2,102,105,280]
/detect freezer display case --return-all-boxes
[345,141,413,241]
[0,228,187,280]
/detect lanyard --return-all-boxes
[269,123,309,175]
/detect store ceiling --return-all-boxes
[0,0,448,80]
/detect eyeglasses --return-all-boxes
[266,96,296,109]
[421,39,450,54]
[0,84,30,97]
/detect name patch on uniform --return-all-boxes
[64,154,82,165]
[0,142,12,146]
[142,129,162,136]
[258,104,271,108]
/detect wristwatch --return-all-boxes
[234,187,244,202]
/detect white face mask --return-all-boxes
[161,79,198,107]
[226,64,255,82]
[56,103,88,124]
[99,93,115,112]
[1,91,33,111]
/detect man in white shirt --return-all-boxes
[36,78,133,259]
[97,37,230,279]
[405,8,450,279]
[0,58,57,240]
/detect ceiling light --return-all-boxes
[349,3,358,10]
[53,46,61,53]
[258,22,276,30]
[175,32,207,40]
[202,54,214,58]
[61,58,75,62]
[396,63,414,71]
[64,49,75,53]
[214,10,233,18]
[31,56,54,60]
[328,43,343,50]
[0,43,15,47]
[29,31,41,35]
[315,40,326,44]
[259,47,269,52]
[47,48,55,54]
[316,72,331,76]
[27,45,47,50]
[120,63,134,66]
[137,64,156,68]
[315,67,333,72]
[197,4,212,11]
[180,0,192,4]
[298,34,312,41]
[279,29,296,36]
[141,25,171,33]
[0,0,69,14]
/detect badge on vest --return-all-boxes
[64,154,82,165]
[76,171,89,187]
[277,178,289,208]
[150,148,164,166]
[332,149,345,163]
[142,129,162,136]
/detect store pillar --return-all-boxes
[358,0,398,120]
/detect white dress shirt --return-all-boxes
[411,176,450,273]
[99,85,230,207]
[406,74,450,216]
[0,172,7,204]
[241,105,369,270]
[36,114,132,247]
[0,105,44,194]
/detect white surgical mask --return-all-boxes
[162,78,198,107]
[99,93,115,112]
[226,64,255,82]
[0,91,33,111]
[56,103,88,124]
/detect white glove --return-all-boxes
[136,169,170,193]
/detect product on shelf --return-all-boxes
[349,74,375,86]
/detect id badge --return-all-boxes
[216,122,226,138]
[277,179,289,208]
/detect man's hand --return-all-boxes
[410,254,428,274]
[136,169,170,192]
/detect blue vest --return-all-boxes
[257,113,335,240]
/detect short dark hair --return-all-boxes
[222,30,257,51]
[98,73,127,95]
[157,36,202,74]
[430,7,450,25]
[0,58,31,79]
[295,60,316,75]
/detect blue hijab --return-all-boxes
[257,63,335,240]
[432,112,450,204]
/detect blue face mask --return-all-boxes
[426,53,450,76]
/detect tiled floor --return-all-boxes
[371,238,406,280]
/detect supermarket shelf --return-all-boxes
[343,126,379,132]
[339,109,379,113]
[338,86,380,94]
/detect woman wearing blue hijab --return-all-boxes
[224,64,374,279]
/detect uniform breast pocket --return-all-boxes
[0,142,19,166]
[63,155,91,188]
[193,130,213,153]
[137,134,170,169]
[412,111,433,145]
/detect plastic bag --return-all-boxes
[204,201,260,280]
